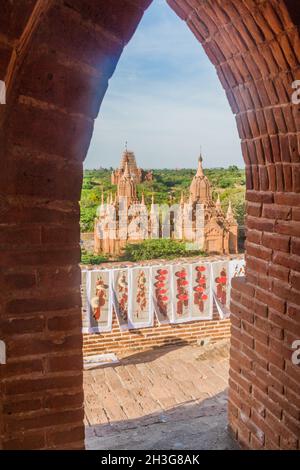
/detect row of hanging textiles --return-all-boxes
[81,257,245,333]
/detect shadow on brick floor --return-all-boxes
[85,390,238,450]
[100,339,191,369]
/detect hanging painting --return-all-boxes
[128,267,153,329]
[171,263,191,323]
[151,265,172,324]
[190,262,213,320]
[229,257,245,279]
[88,270,112,333]
[112,268,129,331]
[81,269,89,333]
[211,260,230,319]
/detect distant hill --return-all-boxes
[80,166,245,233]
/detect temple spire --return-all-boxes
[150,194,156,214]
[226,200,233,218]
[196,155,204,177]
[123,160,130,178]
[180,191,185,205]
[216,193,221,210]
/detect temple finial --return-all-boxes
[199,145,203,161]
[196,153,204,177]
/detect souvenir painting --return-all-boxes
[112,269,129,331]
[211,260,230,319]
[128,267,153,329]
[171,264,191,323]
[151,265,172,324]
[88,270,112,333]
[190,262,213,320]
[229,258,245,279]
[81,270,89,333]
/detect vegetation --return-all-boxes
[80,166,246,233]
[80,249,108,265]
[120,239,206,262]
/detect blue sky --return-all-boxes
[85,0,242,169]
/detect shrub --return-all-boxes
[120,239,205,262]
[81,249,108,265]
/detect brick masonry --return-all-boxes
[0,0,299,450]
[84,311,230,356]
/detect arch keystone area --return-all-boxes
[0,0,299,450]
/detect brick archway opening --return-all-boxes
[0,0,299,450]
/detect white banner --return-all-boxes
[81,270,89,333]
[82,257,245,332]
[211,260,231,319]
[128,266,153,329]
[171,263,191,324]
[87,270,112,333]
[190,262,213,320]
[151,265,172,324]
[111,268,129,331]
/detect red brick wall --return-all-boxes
[83,312,230,357]
[0,0,150,450]
[0,0,300,451]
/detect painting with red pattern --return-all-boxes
[89,270,112,332]
[211,261,230,318]
[191,262,212,319]
[171,264,191,323]
[128,267,153,329]
[112,269,129,331]
[229,258,245,279]
[151,266,172,324]
[81,270,89,333]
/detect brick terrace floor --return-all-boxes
[84,340,238,450]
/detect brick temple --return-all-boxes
[94,155,238,256]
[111,148,153,184]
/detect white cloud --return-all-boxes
[85,0,242,169]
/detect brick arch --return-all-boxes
[0,0,299,450]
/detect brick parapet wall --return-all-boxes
[83,314,230,357]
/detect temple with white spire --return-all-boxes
[175,155,238,253]
[94,152,238,256]
[111,146,153,185]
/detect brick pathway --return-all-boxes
[84,340,238,450]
